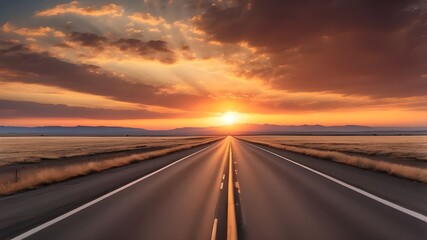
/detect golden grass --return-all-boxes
[0,137,221,195]
[239,137,427,183]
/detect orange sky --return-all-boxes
[0,1,426,129]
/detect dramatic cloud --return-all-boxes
[196,0,427,98]
[0,44,210,110]
[36,1,124,17]
[67,31,176,63]
[0,100,179,119]
[0,45,368,115]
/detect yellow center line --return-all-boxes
[227,139,238,240]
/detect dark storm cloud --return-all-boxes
[69,32,108,48]
[0,99,180,119]
[196,0,427,97]
[0,44,210,110]
[112,38,175,63]
[113,38,169,52]
[67,32,176,63]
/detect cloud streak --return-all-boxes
[36,1,124,17]
[0,99,180,119]
[1,23,64,38]
[0,44,210,110]
[129,12,171,29]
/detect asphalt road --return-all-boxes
[231,138,427,240]
[0,138,228,240]
[1,136,426,239]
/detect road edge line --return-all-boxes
[247,142,427,223]
[227,142,238,240]
[11,143,217,240]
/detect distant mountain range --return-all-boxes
[1,124,426,136]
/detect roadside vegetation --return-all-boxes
[0,136,215,166]
[0,137,221,195]
[239,136,427,183]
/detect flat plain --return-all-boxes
[0,136,212,166]
[0,136,220,194]
[239,135,427,182]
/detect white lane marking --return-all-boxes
[220,182,224,190]
[11,144,216,240]
[222,174,225,180]
[210,218,218,240]
[248,142,427,223]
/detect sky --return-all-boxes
[0,0,426,129]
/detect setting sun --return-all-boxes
[223,112,236,125]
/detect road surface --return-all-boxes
[0,136,426,239]
[0,138,228,240]
[231,137,427,240]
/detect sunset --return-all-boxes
[0,1,426,240]
[0,0,426,129]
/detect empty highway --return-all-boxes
[0,137,426,239]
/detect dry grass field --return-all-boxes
[0,136,214,166]
[0,136,221,195]
[239,136,427,183]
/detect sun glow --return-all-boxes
[223,111,236,125]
